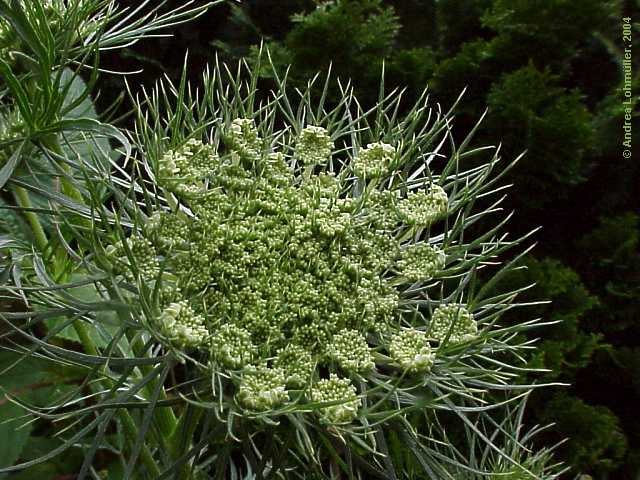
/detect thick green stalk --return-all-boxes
[128,333,178,439]
[12,186,48,252]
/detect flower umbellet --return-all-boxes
[397,185,449,226]
[158,301,208,348]
[353,141,395,178]
[396,242,446,282]
[389,328,435,373]
[295,125,333,167]
[311,374,361,424]
[429,303,478,344]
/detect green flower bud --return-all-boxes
[353,142,394,178]
[157,139,218,196]
[398,185,448,226]
[159,301,208,348]
[237,365,288,411]
[429,304,477,344]
[106,235,159,282]
[210,324,256,369]
[389,329,435,372]
[295,125,333,167]
[311,374,360,424]
[327,329,375,373]
[275,344,315,388]
[397,243,445,282]
[227,118,262,160]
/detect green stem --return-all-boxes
[129,334,178,439]
[73,321,162,478]
[120,407,163,478]
[39,134,163,476]
[40,134,84,203]
[13,186,48,252]
[72,321,98,358]
[169,405,204,480]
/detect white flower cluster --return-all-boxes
[389,329,435,373]
[295,125,333,167]
[158,301,208,348]
[228,118,262,160]
[429,304,477,344]
[397,243,446,282]
[398,185,448,226]
[210,324,256,369]
[353,142,395,178]
[275,344,315,388]
[326,329,375,373]
[311,374,361,424]
[157,138,218,195]
[237,365,288,411]
[106,236,159,282]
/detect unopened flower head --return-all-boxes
[106,235,159,282]
[237,365,288,411]
[210,324,256,369]
[398,185,448,226]
[429,304,477,344]
[227,118,262,161]
[397,243,446,282]
[157,139,218,196]
[2,43,545,475]
[159,301,208,348]
[311,374,361,424]
[275,344,315,388]
[389,329,435,372]
[326,329,375,373]
[295,125,333,167]
[353,142,395,178]
[120,112,470,420]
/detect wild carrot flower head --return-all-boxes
[111,117,461,421]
